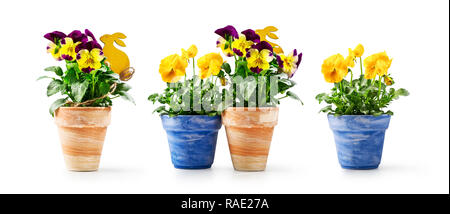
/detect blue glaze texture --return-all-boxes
[161,115,222,169]
[328,114,391,169]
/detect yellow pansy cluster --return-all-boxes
[158,45,224,83]
[321,44,393,83]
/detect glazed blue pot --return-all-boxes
[161,115,222,169]
[328,114,391,169]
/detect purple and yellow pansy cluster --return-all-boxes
[215,25,302,78]
[44,29,104,73]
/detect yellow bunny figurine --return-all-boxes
[255,26,284,54]
[100,32,135,81]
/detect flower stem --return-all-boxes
[377,75,382,101]
[192,57,196,77]
[359,57,363,76]
[350,69,353,85]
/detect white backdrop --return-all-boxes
[0,0,448,193]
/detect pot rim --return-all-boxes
[224,106,279,111]
[58,106,112,110]
[327,114,391,118]
[160,114,221,118]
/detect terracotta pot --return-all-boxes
[222,107,279,171]
[55,107,111,171]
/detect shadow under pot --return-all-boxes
[54,107,111,172]
[328,114,391,170]
[161,115,222,169]
[222,107,279,171]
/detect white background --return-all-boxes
[0,0,448,194]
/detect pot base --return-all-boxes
[341,165,379,170]
[230,154,268,171]
[63,155,101,172]
[174,165,212,169]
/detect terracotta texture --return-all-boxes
[222,107,279,171]
[55,107,111,171]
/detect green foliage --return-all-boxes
[148,76,223,117]
[222,56,301,107]
[40,59,133,116]
[316,76,409,116]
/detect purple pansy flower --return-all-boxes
[44,31,66,43]
[241,29,260,43]
[251,41,273,52]
[215,25,238,39]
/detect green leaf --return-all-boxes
[44,66,63,76]
[49,98,67,116]
[71,80,90,102]
[118,91,135,105]
[319,105,333,113]
[235,60,249,77]
[98,82,110,96]
[153,106,166,114]
[395,88,410,97]
[115,83,132,93]
[148,93,159,102]
[64,68,77,84]
[286,91,303,105]
[37,76,52,81]
[47,79,64,96]
[221,62,231,74]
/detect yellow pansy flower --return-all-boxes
[182,45,198,59]
[363,52,393,79]
[76,48,105,73]
[158,54,188,83]
[353,44,364,57]
[321,54,348,83]
[345,48,356,68]
[231,35,254,57]
[197,53,223,79]
[60,37,81,61]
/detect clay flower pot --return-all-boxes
[328,114,391,169]
[222,107,279,171]
[161,115,222,169]
[55,107,111,171]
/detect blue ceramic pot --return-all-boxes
[161,115,222,169]
[328,114,391,169]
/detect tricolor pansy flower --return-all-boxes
[277,49,302,78]
[60,37,81,61]
[76,48,105,73]
[232,34,254,57]
[46,42,62,61]
[246,41,274,74]
[216,37,234,57]
[75,29,102,52]
[44,31,66,44]
[67,30,88,44]
[215,25,239,40]
[241,29,260,43]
